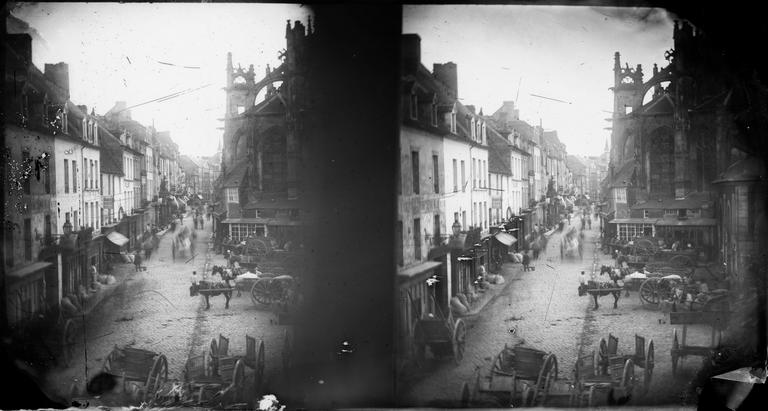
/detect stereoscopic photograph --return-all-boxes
[2,2,767,410]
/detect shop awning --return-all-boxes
[655,218,717,227]
[107,231,130,246]
[494,232,517,246]
[609,218,657,224]
[398,261,442,281]
[7,261,52,281]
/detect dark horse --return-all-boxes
[578,266,623,309]
[190,266,233,309]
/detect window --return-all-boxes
[413,218,422,260]
[64,159,70,193]
[454,212,459,226]
[470,118,476,140]
[643,210,650,219]
[22,151,31,194]
[82,118,87,140]
[472,202,476,227]
[396,221,403,266]
[72,161,77,193]
[96,202,99,228]
[432,155,439,193]
[452,159,458,192]
[461,160,465,192]
[462,211,467,230]
[664,209,677,217]
[24,218,32,261]
[472,158,477,188]
[411,151,419,194]
[409,93,418,120]
[433,214,441,245]
[62,109,68,133]
[100,174,103,195]
[90,159,94,189]
[226,187,239,203]
[450,110,457,134]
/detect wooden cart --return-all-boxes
[208,334,266,386]
[412,311,466,366]
[596,334,655,394]
[463,345,557,407]
[250,275,296,306]
[182,352,247,407]
[101,345,169,403]
[670,310,729,376]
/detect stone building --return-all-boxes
[217,19,312,248]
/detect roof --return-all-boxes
[245,91,286,117]
[179,155,201,175]
[608,218,657,224]
[638,93,675,115]
[566,155,587,174]
[221,217,301,226]
[655,218,717,227]
[243,198,303,210]
[220,158,249,188]
[631,194,713,210]
[97,125,126,175]
[713,156,766,184]
[397,260,442,283]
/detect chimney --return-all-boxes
[44,62,70,100]
[433,62,458,100]
[401,34,421,74]
[8,34,32,65]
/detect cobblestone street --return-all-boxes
[43,213,290,403]
[401,208,696,407]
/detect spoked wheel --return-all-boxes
[209,339,219,375]
[61,318,78,367]
[231,359,246,402]
[537,354,558,406]
[145,355,169,402]
[639,279,661,305]
[282,329,292,373]
[255,340,265,391]
[597,338,608,375]
[460,381,471,407]
[644,339,655,394]
[635,239,657,256]
[452,319,467,365]
[251,279,278,306]
[671,329,680,376]
[619,359,635,399]
[521,383,534,407]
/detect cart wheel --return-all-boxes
[255,340,265,392]
[644,340,655,394]
[621,359,635,399]
[61,318,77,367]
[671,329,680,376]
[460,381,471,407]
[251,279,276,306]
[209,339,219,375]
[635,239,656,256]
[597,338,608,375]
[232,359,245,403]
[145,355,169,402]
[639,279,660,305]
[521,383,533,407]
[282,329,292,373]
[452,319,467,365]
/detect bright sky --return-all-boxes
[404,5,675,156]
[10,2,311,158]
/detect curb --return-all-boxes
[458,263,521,319]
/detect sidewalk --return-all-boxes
[459,261,523,317]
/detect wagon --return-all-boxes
[101,345,168,403]
[412,311,466,366]
[208,334,266,390]
[462,345,557,407]
[670,310,729,376]
[595,334,655,394]
[182,351,247,407]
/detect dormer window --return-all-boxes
[93,122,98,145]
[409,93,418,120]
[470,117,476,140]
[82,118,88,140]
[482,123,487,143]
[61,109,68,134]
[450,109,457,134]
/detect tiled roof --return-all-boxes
[631,195,713,210]
[638,93,674,115]
[487,127,511,175]
[97,125,125,175]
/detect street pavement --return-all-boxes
[400,208,698,407]
[42,213,290,405]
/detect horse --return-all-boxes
[578,268,623,309]
[190,266,233,309]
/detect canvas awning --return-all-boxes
[7,261,52,282]
[655,218,717,227]
[397,261,442,282]
[494,232,517,246]
[107,231,130,247]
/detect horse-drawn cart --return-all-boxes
[595,334,655,394]
[250,275,296,306]
[572,349,637,405]
[101,345,169,403]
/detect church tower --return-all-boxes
[610,52,644,165]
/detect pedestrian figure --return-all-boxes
[532,240,540,260]
[587,217,592,230]
[578,241,584,261]
[172,238,177,262]
[134,251,143,272]
[522,252,531,271]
